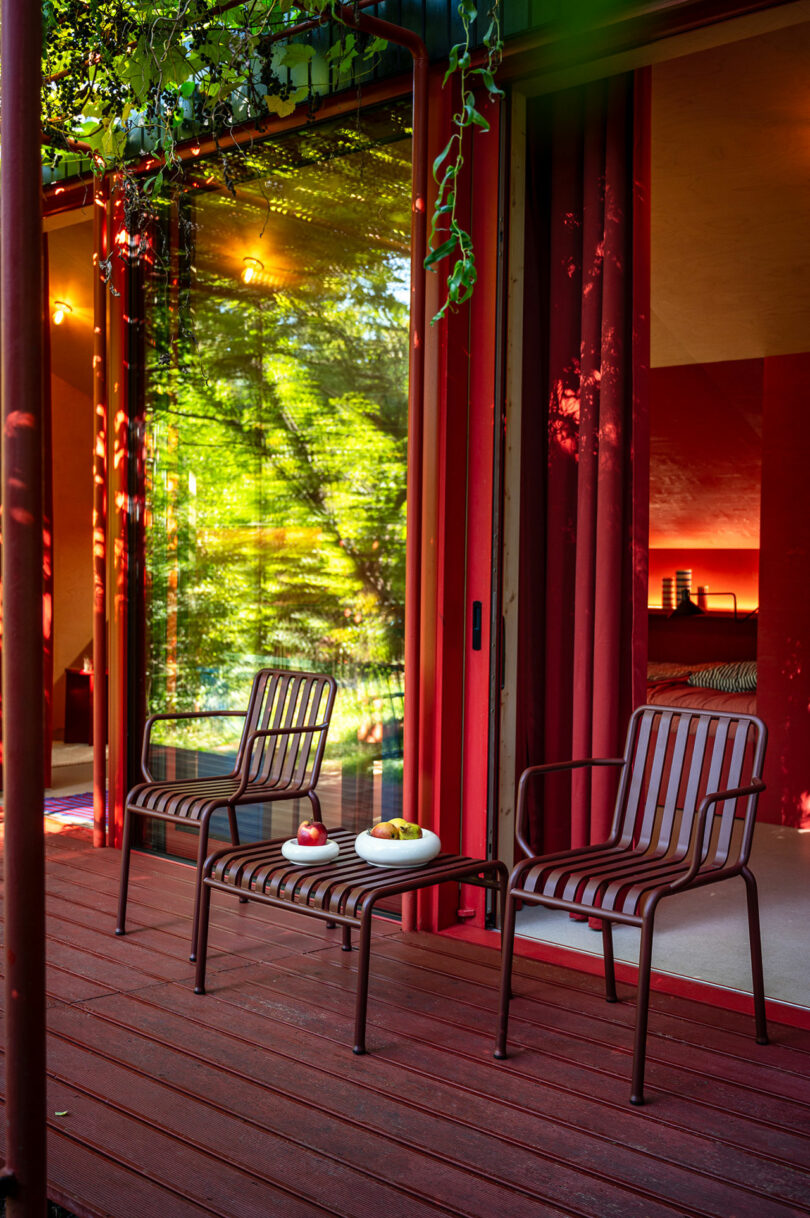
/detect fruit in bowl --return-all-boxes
[369,818,422,840]
[297,820,329,847]
[389,818,422,840]
[355,823,441,867]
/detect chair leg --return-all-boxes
[742,866,769,1045]
[194,880,213,996]
[602,920,617,1003]
[189,821,211,963]
[115,805,134,936]
[494,890,518,1060]
[630,912,656,1106]
[341,925,353,951]
[353,913,373,1055]
[226,804,248,905]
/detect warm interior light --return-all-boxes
[52,300,72,325]
[242,256,263,285]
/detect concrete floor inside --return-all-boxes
[516,822,810,1010]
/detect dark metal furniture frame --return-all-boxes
[195,827,508,1054]
[495,704,768,1105]
[116,668,337,961]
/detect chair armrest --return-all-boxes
[141,709,246,782]
[515,758,625,858]
[668,778,766,892]
[233,722,331,798]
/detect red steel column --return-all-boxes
[93,183,109,847]
[1,0,48,1210]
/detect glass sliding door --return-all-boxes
[142,103,411,856]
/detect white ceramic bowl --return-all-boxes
[354,827,441,868]
[280,837,340,865]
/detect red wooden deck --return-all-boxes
[2,824,810,1217]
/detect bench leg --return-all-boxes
[353,913,373,1055]
[602,920,618,1003]
[115,805,134,937]
[742,866,768,1045]
[630,912,656,1106]
[194,881,212,995]
[226,804,248,904]
[190,822,211,963]
[342,925,353,951]
[494,888,517,1060]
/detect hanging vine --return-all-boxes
[41,0,502,319]
[424,1,503,322]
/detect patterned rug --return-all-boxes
[43,791,102,826]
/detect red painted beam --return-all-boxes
[93,184,109,848]
[1,0,48,1210]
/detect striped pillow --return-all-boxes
[687,661,757,693]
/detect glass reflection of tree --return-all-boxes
[144,117,411,776]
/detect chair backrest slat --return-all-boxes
[653,711,693,853]
[634,710,674,848]
[618,709,654,845]
[711,717,750,866]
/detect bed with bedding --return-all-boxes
[646,659,757,715]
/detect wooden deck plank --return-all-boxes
[47,983,810,1216]
[0,830,808,1217]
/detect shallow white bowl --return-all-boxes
[280,837,340,865]
[354,827,441,868]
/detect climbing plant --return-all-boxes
[41,0,503,320]
[425,0,503,321]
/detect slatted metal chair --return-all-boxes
[494,704,768,1105]
[116,668,336,960]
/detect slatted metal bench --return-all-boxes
[194,827,508,1054]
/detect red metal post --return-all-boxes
[332,5,428,933]
[93,183,109,847]
[1,0,48,1210]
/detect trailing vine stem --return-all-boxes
[40,1,502,320]
[424,0,503,323]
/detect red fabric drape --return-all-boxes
[517,71,650,854]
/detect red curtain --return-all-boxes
[517,70,650,854]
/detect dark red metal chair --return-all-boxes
[494,705,768,1105]
[116,668,336,960]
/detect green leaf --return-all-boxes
[458,0,478,22]
[279,43,315,70]
[266,92,297,118]
[424,234,459,270]
[432,137,456,181]
[179,81,196,99]
[363,36,387,60]
[463,100,490,131]
[475,69,504,98]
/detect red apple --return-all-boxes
[369,821,399,839]
[297,820,328,847]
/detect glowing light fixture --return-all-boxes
[52,300,72,325]
[241,256,263,285]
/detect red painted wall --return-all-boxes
[649,359,762,610]
[758,354,810,828]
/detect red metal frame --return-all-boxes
[93,182,109,847]
[1,0,48,1208]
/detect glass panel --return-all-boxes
[143,104,411,854]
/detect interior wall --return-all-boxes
[47,218,94,739]
[648,359,762,611]
[650,25,810,825]
[51,374,94,735]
